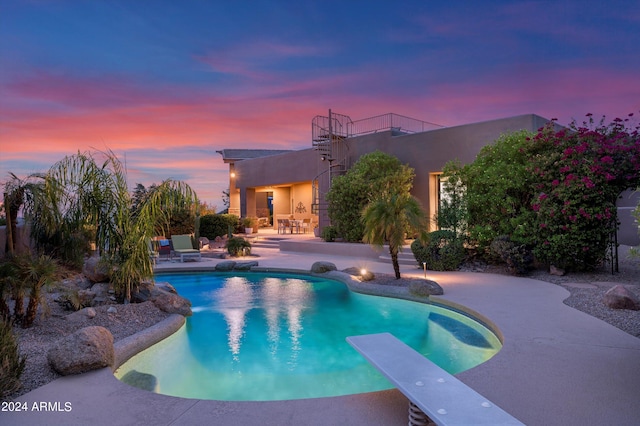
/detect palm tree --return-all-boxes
[362,192,427,279]
[41,151,198,302]
[21,255,59,328]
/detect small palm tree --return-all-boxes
[20,255,59,328]
[362,192,427,279]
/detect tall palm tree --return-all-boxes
[42,151,198,302]
[362,192,427,279]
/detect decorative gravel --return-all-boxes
[7,297,170,401]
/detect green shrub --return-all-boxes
[326,151,415,242]
[411,230,465,271]
[0,321,26,398]
[200,214,238,239]
[489,235,533,275]
[321,225,337,242]
[226,237,251,257]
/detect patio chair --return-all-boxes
[300,218,312,233]
[148,239,160,265]
[171,234,201,262]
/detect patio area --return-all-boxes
[4,231,640,425]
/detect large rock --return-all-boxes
[215,261,236,271]
[409,280,444,296]
[603,285,640,310]
[234,261,259,271]
[152,292,192,316]
[47,326,114,375]
[311,261,337,273]
[83,256,110,283]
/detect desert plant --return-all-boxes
[489,235,533,275]
[411,230,465,271]
[362,191,428,279]
[20,255,59,328]
[14,151,199,302]
[321,225,337,242]
[0,320,26,398]
[226,237,251,257]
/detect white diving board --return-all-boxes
[347,332,524,426]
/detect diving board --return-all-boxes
[346,333,524,426]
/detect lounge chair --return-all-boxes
[171,234,201,262]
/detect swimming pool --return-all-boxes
[115,272,501,401]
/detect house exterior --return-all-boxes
[217,111,638,245]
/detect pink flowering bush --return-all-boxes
[527,114,640,270]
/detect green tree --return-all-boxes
[326,151,414,242]
[18,150,198,302]
[15,254,59,328]
[444,130,536,250]
[362,191,427,279]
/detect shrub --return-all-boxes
[200,214,238,239]
[527,116,640,271]
[489,235,533,275]
[321,225,337,242]
[326,151,415,242]
[0,321,26,398]
[411,230,465,271]
[226,237,251,257]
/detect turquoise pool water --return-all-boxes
[115,272,501,401]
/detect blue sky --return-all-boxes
[1,0,639,206]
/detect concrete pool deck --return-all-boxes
[4,238,640,425]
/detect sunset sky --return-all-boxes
[1,0,639,207]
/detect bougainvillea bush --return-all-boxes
[527,114,640,271]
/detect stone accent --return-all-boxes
[152,292,192,316]
[215,261,236,271]
[409,280,444,296]
[549,265,565,276]
[603,285,640,310]
[311,261,337,273]
[47,326,114,375]
[234,261,259,271]
[82,256,110,283]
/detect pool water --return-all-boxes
[115,272,501,401]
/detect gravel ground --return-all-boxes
[6,246,639,401]
[7,297,170,401]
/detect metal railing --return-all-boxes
[348,113,444,136]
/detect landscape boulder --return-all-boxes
[409,280,444,296]
[311,261,337,273]
[47,326,114,375]
[152,292,192,316]
[234,261,259,271]
[603,285,640,310]
[82,256,110,283]
[215,261,236,271]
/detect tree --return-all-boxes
[18,150,198,302]
[527,115,640,270]
[362,191,427,279]
[17,254,59,328]
[327,151,414,242]
[443,130,536,249]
